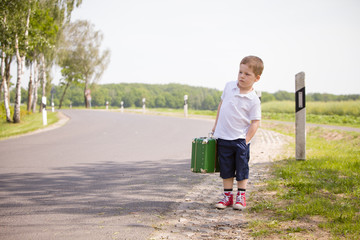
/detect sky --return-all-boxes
[65,0,360,94]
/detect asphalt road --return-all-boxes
[0,110,214,240]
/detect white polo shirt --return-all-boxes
[214,81,261,140]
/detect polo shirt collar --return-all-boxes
[231,81,255,99]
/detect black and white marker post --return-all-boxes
[295,72,306,160]
[256,90,262,102]
[42,96,47,126]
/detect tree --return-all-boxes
[0,5,14,122]
[59,20,110,108]
[57,50,84,108]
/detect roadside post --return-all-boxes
[85,89,91,108]
[256,90,262,102]
[106,101,109,110]
[184,95,188,118]
[51,87,55,112]
[42,96,47,126]
[295,72,306,160]
[256,91,261,127]
[121,101,124,112]
[142,98,146,113]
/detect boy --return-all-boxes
[212,56,263,210]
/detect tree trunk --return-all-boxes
[5,55,12,98]
[84,81,90,108]
[0,71,3,101]
[39,53,46,112]
[13,34,23,123]
[59,82,70,109]
[27,61,33,112]
[13,7,30,123]
[32,59,39,112]
[1,49,12,122]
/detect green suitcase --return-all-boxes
[191,136,220,173]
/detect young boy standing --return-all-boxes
[212,56,263,210]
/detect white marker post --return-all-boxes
[295,72,306,160]
[121,101,124,112]
[51,87,55,112]
[42,96,47,126]
[106,101,109,110]
[142,98,146,113]
[184,95,188,118]
[256,91,262,127]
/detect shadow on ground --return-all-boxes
[0,159,207,218]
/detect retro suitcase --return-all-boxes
[191,135,220,173]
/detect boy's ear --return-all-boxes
[255,75,261,82]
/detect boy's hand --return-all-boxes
[246,120,260,145]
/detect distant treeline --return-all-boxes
[8,83,360,111]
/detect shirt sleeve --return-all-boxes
[249,100,261,120]
[220,81,231,100]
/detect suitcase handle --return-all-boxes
[209,132,214,138]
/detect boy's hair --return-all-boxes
[240,56,264,76]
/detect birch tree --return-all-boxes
[58,20,110,108]
[13,0,32,123]
[0,14,12,122]
[1,0,82,122]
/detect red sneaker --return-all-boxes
[233,191,246,210]
[215,192,233,209]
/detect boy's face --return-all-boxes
[237,64,260,91]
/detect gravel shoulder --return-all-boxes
[150,128,292,240]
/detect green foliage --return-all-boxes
[49,83,222,110]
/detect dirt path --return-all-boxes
[150,128,292,239]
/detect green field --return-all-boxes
[262,100,360,128]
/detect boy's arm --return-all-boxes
[212,100,223,133]
[246,120,260,145]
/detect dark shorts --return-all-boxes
[217,138,250,181]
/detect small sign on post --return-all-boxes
[184,95,188,118]
[295,72,306,160]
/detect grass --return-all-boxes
[262,100,360,117]
[248,123,360,239]
[261,100,360,128]
[0,108,59,140]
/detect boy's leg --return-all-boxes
[237,179,248,189]
[223,177,234,189]
[233,140,250,210]
[234,179,248,210]
[216,139,236,209]
[215,177,234,209]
